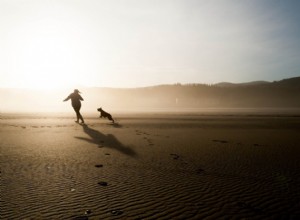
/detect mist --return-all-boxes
[1,77,300,114]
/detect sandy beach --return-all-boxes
[1,112,300,219]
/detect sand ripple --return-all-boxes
[1,115,300,219]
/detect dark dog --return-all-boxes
[97,108,114,123]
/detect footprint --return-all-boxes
[213,139,228,144]
[170,153,179,160]
[98,181,108,186]
[85,210,92,215]
[147,139,154,146]
[196,168,205,174]
[110,210,123,216]
[95,164,103,168]
[72,216,88,220]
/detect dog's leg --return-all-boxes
[108,115,114,123]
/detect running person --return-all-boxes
[63,89,85,124]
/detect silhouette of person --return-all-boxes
[63,89,85,124]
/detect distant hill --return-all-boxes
[1,77,300,113]
[215,81,270,88]
[272,77,300,87]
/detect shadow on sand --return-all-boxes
[75,124,137,157]
[111,122,122,128]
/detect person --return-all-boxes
[63,89,85,124]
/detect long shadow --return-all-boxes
[75,124,137,157]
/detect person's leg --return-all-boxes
[76,106,84,123]
[73,107,80,122]
[79,113,84,123]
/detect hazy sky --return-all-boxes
[1,0,300,89]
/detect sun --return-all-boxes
[6,11,96,90]
[17,31,80,90]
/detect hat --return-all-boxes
[74,89,81,93]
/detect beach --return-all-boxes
[1,112,300,219]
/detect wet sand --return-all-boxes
[1,113,300,219]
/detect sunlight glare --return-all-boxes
[10,13,95,90]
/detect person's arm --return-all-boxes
[63,95,71,102]
[79,95,84,101]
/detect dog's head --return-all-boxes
[97,107,102,112]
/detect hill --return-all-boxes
[1,77,300,113]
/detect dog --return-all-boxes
[97,108,114,123]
